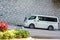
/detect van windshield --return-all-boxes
[28,16,36,20]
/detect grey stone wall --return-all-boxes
[0,0,60,29]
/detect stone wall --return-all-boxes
[0,0,60,29]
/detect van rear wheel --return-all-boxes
[29,24,35,29]
[48,26,54,30]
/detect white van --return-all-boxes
[24,15,59,30]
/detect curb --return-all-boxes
[32,36,60,39]
[33,38,60,40]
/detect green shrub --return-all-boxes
[3,30,16,39]
[20,30,30,38]
[14,30,22,38]
[0,32,3,39]
[14,30,30,38]
[0,30,30,39]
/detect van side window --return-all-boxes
[28,16,36,20]
[38,16,57,22]
[38,16,44,21]
[45,17,57,22]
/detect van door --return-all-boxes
[36,16,47,28]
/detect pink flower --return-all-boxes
[0,21,8,31]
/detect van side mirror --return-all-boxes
[24,17,27,21]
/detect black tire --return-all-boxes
[48,25,54,30]
[29,24,35,29]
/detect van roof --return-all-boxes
[31,15,58,18]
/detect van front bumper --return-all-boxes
[23,23,29,27]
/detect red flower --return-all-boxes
[0,21,8,31]
[3,23,8,30]
[0,21,3,27]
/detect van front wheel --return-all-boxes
[48,26,54,30]
[29,24,35,29]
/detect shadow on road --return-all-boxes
[24,27,60,31]
[16,25,60,31]
[32,36,60,39]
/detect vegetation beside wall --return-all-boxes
[0,30,30,39]
[52,0,60,8]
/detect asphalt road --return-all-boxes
[9,25,60,39]
[25,28,60,39]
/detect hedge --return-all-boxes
[0,30,30,39]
